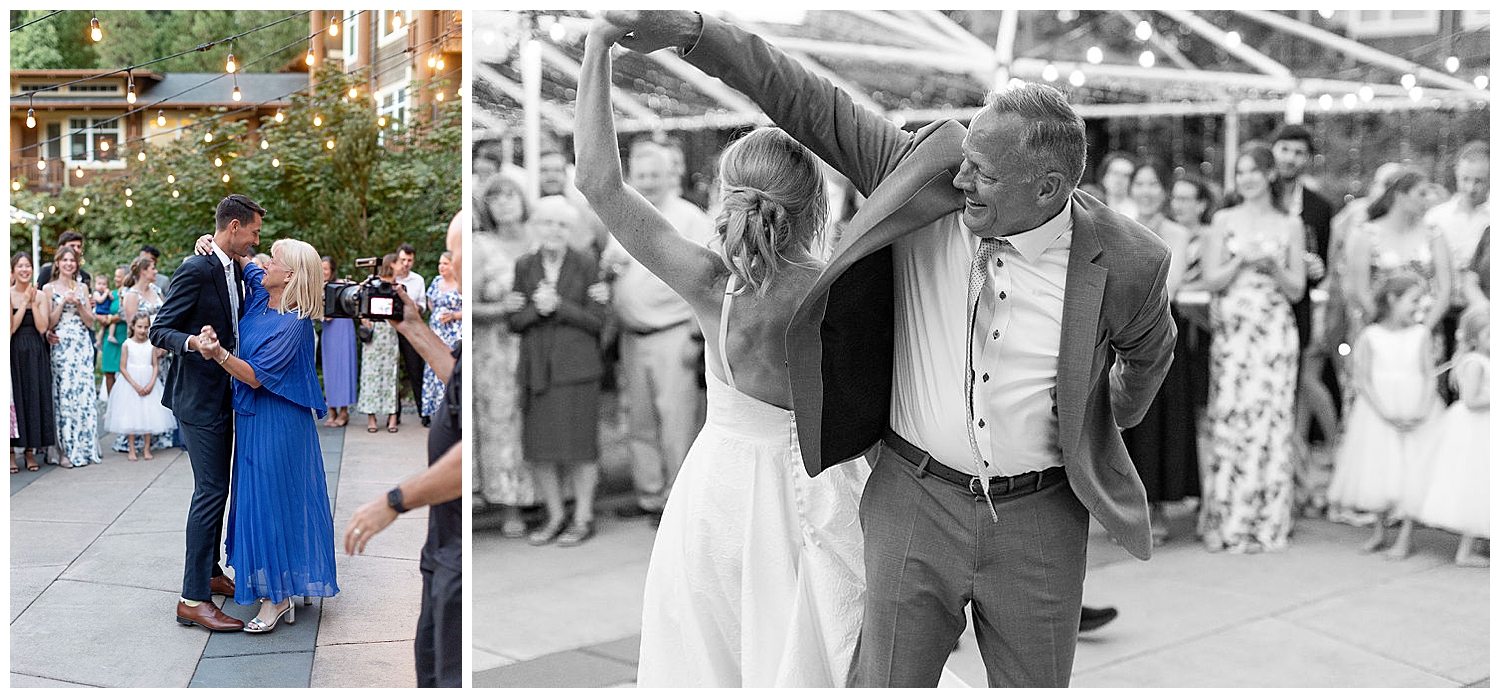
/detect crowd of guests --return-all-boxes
[474,124,1488,564]
[10,232,465,470]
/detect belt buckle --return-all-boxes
[968,476,984,495]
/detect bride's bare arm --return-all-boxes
[572,21,721,305]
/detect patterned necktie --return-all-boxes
[965,237,1003,521]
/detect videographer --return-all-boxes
[343,213,464,688]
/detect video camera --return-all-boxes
[324,257,405,320]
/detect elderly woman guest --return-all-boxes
[422,251,464,419]
[196,239,339,632]
[473,172,538,537]
[321,256,358,427]
[11,253,55,473]
[356,254,402,433]
[41,245,101,468]
[1197,144,1306,553]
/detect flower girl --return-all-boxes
[1417,307,1490,566]
[105,313,176,461]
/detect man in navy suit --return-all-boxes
[151,194,263,631]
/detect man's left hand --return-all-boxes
[386,285,423,333]
[344,496,400,555]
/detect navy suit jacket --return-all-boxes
[150,253,243,426]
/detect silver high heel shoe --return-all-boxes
[243,600,295,633]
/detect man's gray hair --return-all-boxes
[984,83,1087,190]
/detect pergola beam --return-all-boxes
[906,10,995,56]
[791,51,889,117]
[476,63,574,133]
[843,10,970,55]
[994,10,1019,78]
[894,93,1476,123]
[536,42,660,123]
[642,49,763,117]
[1120,10,1198,71]
[1234,9,1481,93]
[1158,9,1290,77]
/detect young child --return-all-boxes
[104,313,176,461]
[1416,307,1490,566]
[1326,273,1444,558]
[91,274,113,317]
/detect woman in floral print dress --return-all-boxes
[1196,145,1306,553]
[41,246,102,467]
[356,254,401,432]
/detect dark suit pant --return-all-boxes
[850,445,1090,687]
[415,562,462,688]
[397,335,425,417]
[179,413,233,601]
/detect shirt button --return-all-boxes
[978,419,986,428]
[998,291,1007,300]
[982,373,989,382]
[992,330,999,340]
[996,258,1004,267]
[983,460,990,468]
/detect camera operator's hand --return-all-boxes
[501,291,527,314]
[587,282,611,305]
[385,285,424,334]
[194,235,215,255]
[533,284,560,316]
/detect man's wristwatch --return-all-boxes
[387,486,409,514]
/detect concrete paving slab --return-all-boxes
[585,634,642,665]
[1071,617,1458,687]
[102,484,193,536]
[331,516,427,562]
[473,647,517,674]
[333,479,430,523]
[309,641,418,688]
[151,458,201,490]
[475,648,636,688]
[61,530,187,593]
[203,600,323,658]
[189,651,313,688]
[314,553,422,647]
[474,556,650,663]
[8,474,150,525]
[10,520,106,568]
[10,672,100,687]
[8,461,48,494]
[10,565,67,622]
[10,580,207,688]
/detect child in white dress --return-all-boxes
[105,313,176,461]
[1327,273,1443,558]
[1417,307,1490,566]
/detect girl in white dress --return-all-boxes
[1417,307,1490,566]
[105,314,176,461]
[575,22,869,687]
[1327,273,1443,557]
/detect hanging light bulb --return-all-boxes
[232,85,242,102]
[204,131,214,143]
[1225,31,1241,47]
[1318,10,1336,20]
[167,174,176,184]
[1446,56,1460,73]
[37,160,47,171]
[157,110,167,127]
[275,108,285,123]
[378,115,387,128]
[47,205,56,214]
[214,156,223,167]
[348,86,358,99]
[313,114,323,127]
[125,188,132,196]
[226,53,237,74]
[392,13,403,29]
[1042,64,1059,82]
[1138,50,1155,68]
[1409,86,1424,101]
[436,90,445,102]
[329,17,339,37]
[26,109,36,129]
[90,16,103,42]
[1135,21,1152,42]
[261,138,269,149]
[99,140,109,152]
[1400,73,1417,90]
[75,166,84,179]
[1342,93,1358,109]
[1359,85,1374,102]
[1319,93,1333,110]
[10,180,19,192]
[436,57,445,71]
[172,189,180,198]
[36,211,44,220]
[427,53,437,69]
[549,21,567,43]
[1086,46,1103,64]
[272,157,280,168]
[306,47,316,66]
[326,139,336,150]
[79,207,87,216]
[222,173,231,183]
[82,196,91,206]
[125,199,133,207]
[137,150,146,162]
[1069,70,1086,87]
[1476,75,1490,90]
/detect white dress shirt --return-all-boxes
[187,242,241,354]
[890,202,1073,477]
[1424,195,1490,301]
[609,196,712,332]
[396,271,427,313]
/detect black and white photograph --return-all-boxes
[465,8,1492,689]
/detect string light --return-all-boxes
[1086,46,1103,64]
[1359,85,1374,102]
[1042,64,1059,82]
[272,157,280,167]
[36,212,44,220]
[392,13,403,29]
[1410,86,1424,101]
[314,114,323,126]
[1225,31,1241,47]
[1139,50,1155,68]
[1476,75,1489,90]
[204,131,214,143]
[1318,93,1333,110]
[261,138,269,149]
[549,22,566,43]
[172,189,180,198]
[90,15,103,42]
[1319,10,1336,20]
[326,139,336,150]
[99,140,110,152]
[125,199,133,207]
[79,207,87,216]
[125,188,132,196]
[214,156,223,167]
[137,150,146,162]
[168,174,176,184]
[1135,21,1152,42]
[232,84,242,101]
[329,17,339,37]
[26,109,36,129]
[1400,73,1416,90]
[222,173,231,183]
[37,160,47,171]
[436,57,445,70]
[48,205,56,214]
[275,108,285,123]
[348,86,358,99]
[1069,70,1086,87]
[306,47,316,66]
[378,115,387,128]
[226,52,237,74]
[75,166,84,179]
[1342,93,1357,109]
[427,53,437,68]
[10,181,19,192]
[127,72,136,104]
[82,197,91,206]
[1446,56,1460,73]
[158,110,167,127]
[436,90,445,102]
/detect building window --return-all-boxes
[69,82,120,94]
[378,85,409,131]
[45,123,62,160]
[19,83,61,94]
[67,117,120,163]
[379,10,409,46]
[1349,10,1440,38]
[345,10,360,61]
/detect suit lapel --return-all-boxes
[1056,193,1107,456]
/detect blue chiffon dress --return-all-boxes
[225,262,339,605]
[321,317,358,408]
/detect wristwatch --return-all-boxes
[387,486,409,514]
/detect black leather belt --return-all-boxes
[624,319,692,336]
[881,428,1064,497]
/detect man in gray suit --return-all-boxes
[606,11,1176,687]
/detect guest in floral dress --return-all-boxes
[41,246,102,467]
[356,254,401,433]
[1196,145,1306,553]
[473,172,537,537]
[422,252,464,418]
[113,255,174,453]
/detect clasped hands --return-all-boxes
[194,325,229,364]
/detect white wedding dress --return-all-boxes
[637,285,871,687]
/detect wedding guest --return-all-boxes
[393,243,429,426]
[356,254,402,433]
[1425,141,1489,358]
[98,265,129,394]
[1345,170,1452,340]
[1416,307,1490,566]
[37,230,91,288]
[10,252,54,473]
[1169,172,1218,409]
[1121,159,1198,544]
[320,256,358,428]
[509,196,609,547]
[114,255,172,454]
[422,252,463,420]
[1461,227,1489,308]
[472,173,537,537]
[104,313,175,461]
[139,244,173,297]
[41,245,101,468]
[1197,144,1305,553]
[1091,151,1138,220]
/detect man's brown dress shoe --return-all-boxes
[210,575,235,597]
[176,601,245,632]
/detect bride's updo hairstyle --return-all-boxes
[715,128,827,296]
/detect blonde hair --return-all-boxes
[272,239,325,320]
[714,127,827,296]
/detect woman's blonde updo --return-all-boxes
[715,128,827,296]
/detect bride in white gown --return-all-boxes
[575,21,874,687]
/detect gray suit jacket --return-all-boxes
[684,15,1176,560]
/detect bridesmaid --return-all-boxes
[1196,144,1306,553]
[41,245,101,468]
[320,256,358,427]
[10,252,55,473]
[356,254,402,433]
[422,251,463,419]
[472,173,537,538]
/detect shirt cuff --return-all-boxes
[184,337,195,353]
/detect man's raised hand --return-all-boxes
[601,11,701,54]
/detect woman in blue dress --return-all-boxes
[196,238,339,632]
[422,251,463,418]
[320,256,358,427]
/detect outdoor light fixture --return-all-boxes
[428,53,437,68]
[306,47,316,66]
[99,140,109,152]
[314,114,323,127]
[326,139,336,150]
[83,197,90,206]
[272,157,280,167]
[11,181,19,192]
[436,91,445,102]
[226,53,237,74]
[393,13,403,29]
[437,57,445,70]
[1135,21,1152,42]
[214,157,223,167]
[90,15,103,42]
[329,18,339,37]
[1476,75,1489,90]
[1225,31,1241,47]
[378,116,387,127]
[126,199,132,207]
[232,85,242,101]
[1446,56,1460,73]
[26,109,35,129]
[168,174,175,184]
[261,139,269,149]
[125,188,131,196]
[137,150,146,162]
[204,131,214,143]
[1409,86,1423,101]
[127,73,137,104]
[349,86,358,99]
[75,166,84,179]
[1069,70,1086,87]
[1086,46,1102,64]
[1139,50,1155,68]
[47,205,56,214]
[172,189,180,198]
[1400,73,1416,90]
[550,22,567,43]
[1319,94,1333,110]
[158,110,167,127]
[223,173,231,183]
[275,109,285,123]
[1359,85,1374,102]
[37,160,47,171]
[79,207,87,216]
[1042,64,1059,82]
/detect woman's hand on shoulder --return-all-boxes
[194,234,215,256]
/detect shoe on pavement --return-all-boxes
[210,575,235,597]
[176,600,246,632]
[1079,605,1118,633]
[614,502,652,519]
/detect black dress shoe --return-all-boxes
[614,502,651,519]
[421,415,431,428]
[1079,605,1118,633]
